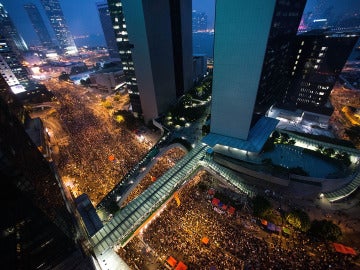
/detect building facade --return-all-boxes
[0,3,28,54]
[253,0,307,117]
[107,0,142,115]
[282,30,359,115]
[211,0,278,140]
[120,0,192,123]
[24,3,54,50]
[96,2,121,60]
[39,0,77,55]
[0,75,96,269]
[0,36,32,91]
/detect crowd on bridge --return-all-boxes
[119,171,358,269]
[122,147,186,207]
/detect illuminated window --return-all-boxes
[301,41,304,46]
[321,46,327,51]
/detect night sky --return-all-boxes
[0,0,359,47]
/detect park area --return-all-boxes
[116,170,358,269]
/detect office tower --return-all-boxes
[282,30,358,115]
[24,3,54,50]
[0,36,32,91]
[39,0,77,55]
[107,0,142,115]
[211,0,307,141]
[254,0,307,116]
[211,0,278,140]
[0,3,28,54]
[119,0,193,123]
[192,10,207,32]
[96,2,121,60]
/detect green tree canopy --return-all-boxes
[310,219,342,241]
[286,209,311,232]
[252,195,272,218]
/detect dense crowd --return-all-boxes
[119,171,358,270]
[49,84,149,205]
[122,147,186,207]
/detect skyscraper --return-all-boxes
[253,0,307,116]
[96,1,121,60]
[0,3,28,54]
[39,0,77,55]
[282,30,358,115]
[0,36,32,91]
[120,0,193,123]
[210,0,307,141]
[24,2,54,50]
[107,0,142,115]
[211,0,278,140]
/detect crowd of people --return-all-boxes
[118,170,358,269]
[47,83,149,205]
[122,147,186,207]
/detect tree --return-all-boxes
[316,144,324,153]
[310,219,342,241]
[323,147,335,157]
[252,195,272,218]
[286,209,310,232]
[58,72,70,81]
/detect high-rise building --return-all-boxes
[0,36,32,91]
[281,30,358,115]
[0,75,95,269]
[107,0,142,115]
[253,0,307,116]
[211,0,279,140]
[96,2,121,60]
[119,0,193,123]
[0,3,28,54]
[192,10,207,32]
[210,0,307,141]
[24,3,54,50]
[39,0,77,55]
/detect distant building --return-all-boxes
[193,54,207,83]
[89,67,125,92]
[120,0,193,123]
[0,2,28,54]
[281,30,359,115]
[107,0,142,116]
[24,3,55,50]
[39,0,78,55]
[96,2,121,60]
[192,10,207,32]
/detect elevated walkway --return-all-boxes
[91,144,208,255]
[324,167,360,202]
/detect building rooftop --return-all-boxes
[202,117,279,153]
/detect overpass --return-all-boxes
[90,143,208,255]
